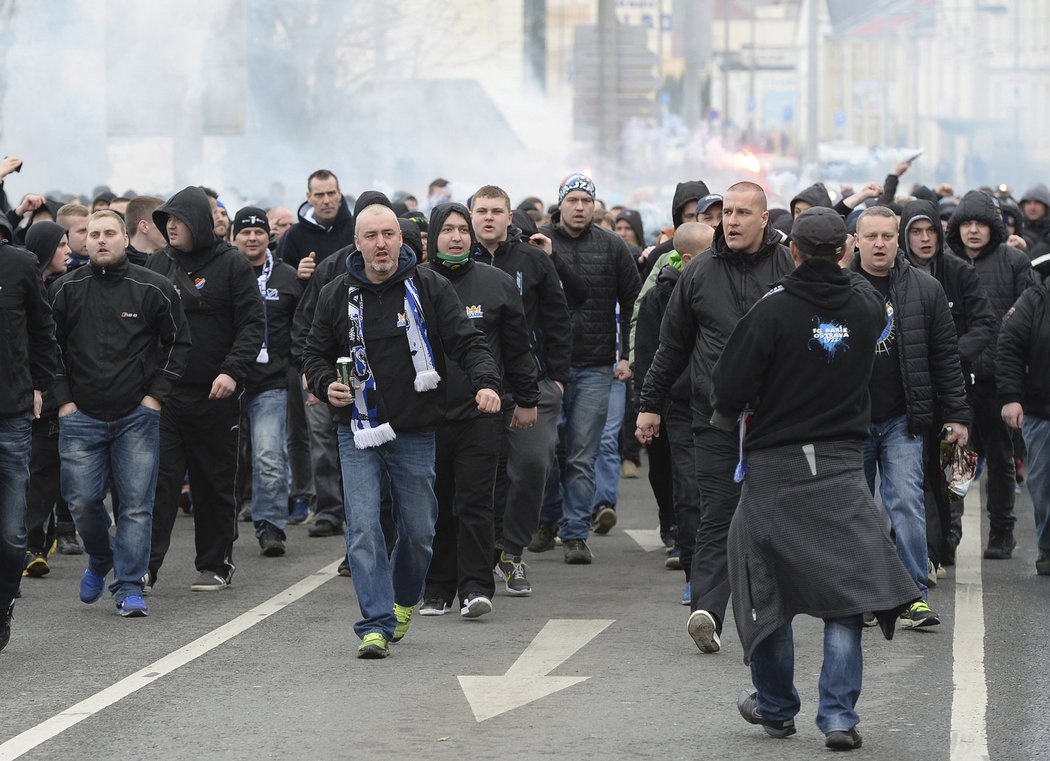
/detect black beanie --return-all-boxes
[232,206,270,237]
[25,221,68,270]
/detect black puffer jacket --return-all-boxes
[946,190,1034,383]
[540,212,641,368]
[633,264,689,403]
[848,252,970,433]
[638,222,792,421]
[147,186,265,394]
[900,200,997,381]
[997,257,1050,419]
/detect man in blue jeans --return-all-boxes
[850,206,971,629]
[0,215,58,652]
[52,211,190,617]
[232,207,302,557]
[710,208,920,751]
[539,174,639,563]
[302,205,500,658]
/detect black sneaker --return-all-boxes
[825,727,863,750]
[591,505,617,535]
[337,557,352,577]
[258,526,286,557]
[419,596,451,616]
[527,522,557,553]
[23,551,49,578]
[983,531,1016,559]
[737,690,796,739]
[495,552,532,596]
[0,602,13,652]
[460,592,493,619]
[563,539,593,565]
[308,521,343,538]
[56,532,84,556]
[1036,549,1050,576]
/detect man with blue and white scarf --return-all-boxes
[302,204,502,659]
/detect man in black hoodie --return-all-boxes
[470,185,570,595]
[231,208,302,558]
[1019,183,1050,259]
[421,203,538,618]
[52,211,190,617]
[637,181,793,654]
[711,207,918,752]
[278,169,355,271]
[900,200,997,566]
[0,215,58,652]
[997,254,1050,576]
[637,179,710,281]
[146,186,265,591]
[946,190,1034,559]
[302,204,501,658]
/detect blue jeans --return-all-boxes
[592,378,626,510]
[558,366,613,540]
[245,389,290,538]
[863,416,928,598]
[0,415,32,610]
[750,616,863,734]
[59,405,160,602]
[1022,416,1050,552]
[336,426,437,640]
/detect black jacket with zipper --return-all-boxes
[243,258,302,393]
[50,255,191,420]
[996,260,1050,420]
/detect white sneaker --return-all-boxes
[687,609,721,653]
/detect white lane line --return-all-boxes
[0,560,341,761]
[950,488,989,761]
[624,529,667,552]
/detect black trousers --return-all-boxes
[666,400,700,577]
[426,416,501,603]
[25,416,64,554]
[646,413,675,537]
[688,419,741,632]
[968,383,1016,535]
[150,393,240,581]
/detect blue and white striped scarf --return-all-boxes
[346,277,439,449]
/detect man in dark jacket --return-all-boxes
[52,211,190,617]
[1019,183,1050,257]
[789,182,833,218]
[146,186,265,591]
[470,185,570,594]
[637,181,793,654]
[420,203,538,618]
[947,190,1034,558]
[900,200,997,566]
[232,208,302,557]
[711,207,919,751]
[997,254,1050,576]
[302,204,501,658]
[278,169,355,271]
[638,179,711,281]
[535,173,640,564]
[0,216,58,652]
[851,206,970,629]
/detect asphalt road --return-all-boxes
[1,463,1047,760]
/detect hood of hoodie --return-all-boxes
[780,256,854,310]
[671,180,711,227]
[353,190,392,219]
[398,219,424,260]
[346,243,417,292]
[790,183,833,217]
[296,194,353,233]
[899,199,944,263]
[427,202,476,265]
[24,221,68,270]
[947,190,1008,259]
[153,186,217,254]
[615,209,645,246]
[512,209,538,237]
[1020,183,1050,210]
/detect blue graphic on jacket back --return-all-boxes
[809,316,850,362]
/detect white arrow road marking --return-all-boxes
[950,488,989,761]
[458,618,614,722]
[624,529,666,552]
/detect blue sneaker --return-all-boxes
[288,497,311,525]
[79,569,106,604]
[681,581,691,606]
[117,595,149,617]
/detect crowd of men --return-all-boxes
[1,152,1049,751]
